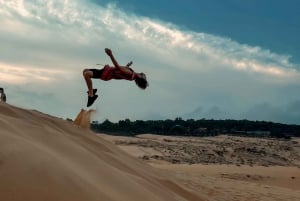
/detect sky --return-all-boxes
[0,0,300,124]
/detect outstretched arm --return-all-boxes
[105,48,133,68]
[105,48,120,69]
[105,48,136,78]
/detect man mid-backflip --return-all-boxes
[83,48,148,107]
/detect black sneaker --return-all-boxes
[87,88,97,95]
[87,95,98,107]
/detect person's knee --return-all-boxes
[83,68,89,74]
[83,69,92,78]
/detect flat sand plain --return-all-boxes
[101,134,300,201]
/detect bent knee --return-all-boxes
[83,69,92,77]
[83,68,89,74]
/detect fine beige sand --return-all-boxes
[0,103,204,201]
[102,134,300,201]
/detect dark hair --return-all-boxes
[135,73,148,90]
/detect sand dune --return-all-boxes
[0,102,204,201]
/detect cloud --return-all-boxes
[0,62,66,84]
[0,0,300,123]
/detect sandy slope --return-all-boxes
[0,103,204,201]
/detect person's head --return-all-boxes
[135,73,148,90]
[0,88,3,93]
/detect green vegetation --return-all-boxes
[91,118,300,138]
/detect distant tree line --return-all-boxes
[90,118,300,138]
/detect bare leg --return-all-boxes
[83,69,94,97]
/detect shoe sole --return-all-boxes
[87,95,98,107]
